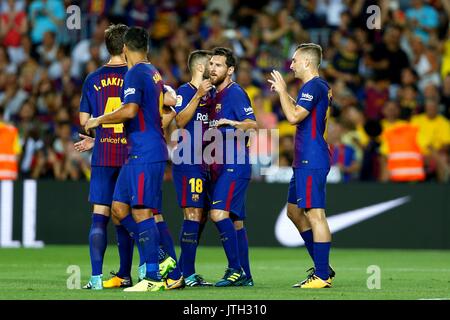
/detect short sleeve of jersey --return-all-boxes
[348,147,356,163]
[79,77,93,114]
[123,68,143,106]
[296,81,320,112]
[232,89,256,121]
[174,86,195,115]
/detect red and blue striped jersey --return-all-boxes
[121,62,168,163]
[173,82,213,170]
[208,82,256,179]
[79,63,128,167]
[293,76,331,169]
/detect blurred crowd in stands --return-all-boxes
[0,0,449,183]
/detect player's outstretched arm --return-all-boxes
[176,80,212,128]
[74,134,94,152]
[216,118,258,131]
[85,103,138,132]
[268,70,309,124]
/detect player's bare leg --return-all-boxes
[287,203,311,232]
[111,201,130,221]
[305,208,331,243]
[210,209,245,287]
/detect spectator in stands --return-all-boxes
[398,84,421,118]
[410,36,441,92]
[0,0,27,49]
[326,35,361,92]
[70,16,109,80]
[0,106,20,180]
[327,120,359,183]
[441,74,450,118]
[440,28,450,79]
[364,76,390,121]
[381,100,407,132]
[405,0,439,44]
[125,0,156,29]
[0,72,29,122]
[379,112,425,182]
[400,67,419,86]
[411,98,450,182]
[359,119,382,181]
[0,45,16,74]
[19,123,45,179]
[37,31,58,66]
[29,0,65,45]
[367,25,410,85]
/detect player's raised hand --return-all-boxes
[267,70,287,94]
[85,117,100,132]
[197,79,213,97]
[74,134,94,153]
[216,118,236,127]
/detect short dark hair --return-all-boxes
[212,47,236,68]
[188,50,212,72]
[123,27,149,53]
[105,24,128,56]
[296,43,322,67]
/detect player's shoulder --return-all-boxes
[228,82,250,99]
[103,63,128,74]
[302,77,329,96]
[305,76,329,89]
[83,67,102,85]
[177,82,196,95]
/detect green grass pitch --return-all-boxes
[0,246,449,300]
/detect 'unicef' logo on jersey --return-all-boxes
[124,87,136,98]
[300,92,313,101]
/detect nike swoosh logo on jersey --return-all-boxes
[275,196,411,247]
[212,200,222,205]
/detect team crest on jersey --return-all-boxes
[192,194,200,202]
[215,104,221,112]
[176,95,183,107]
